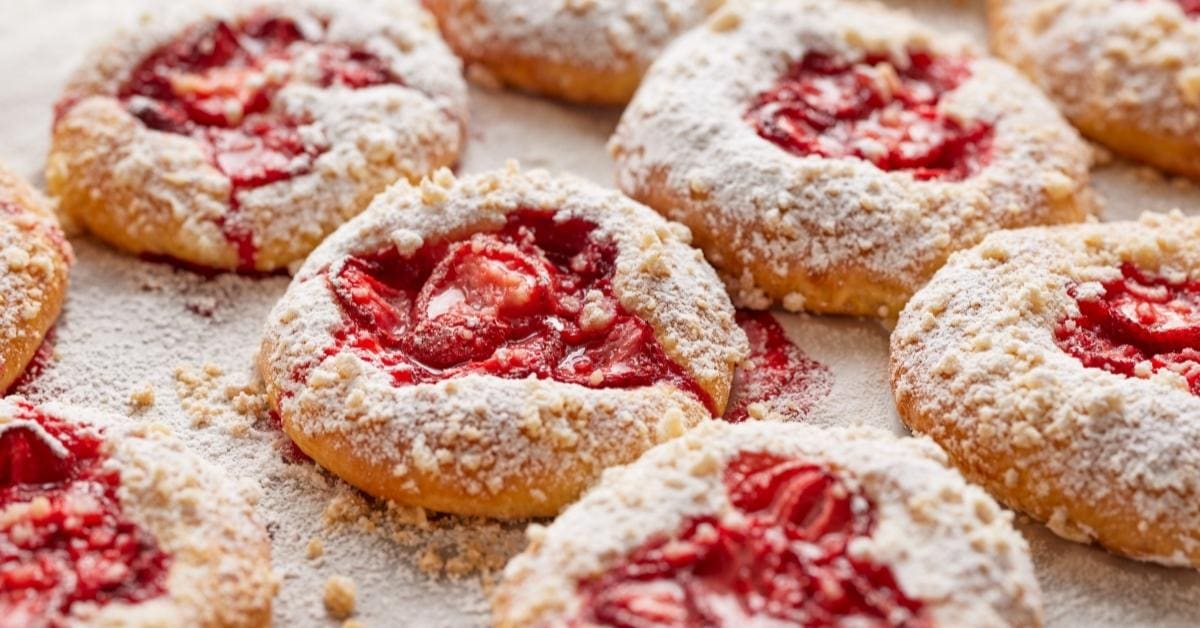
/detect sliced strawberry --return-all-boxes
[405,237,552,368]
[109,12,401,270]
[320,211,714,410]
[331,260,412,347]
[0,425,73,487]
[1057,263,1200,395]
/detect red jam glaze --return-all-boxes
[110,14,398,270]
[747,50,993,181]
[326,209,715,412]
[266,409,312,465]
[573,452,927,627]
[0,402,170,627]
[1056,262,1200,394]
[1175,0,1200,18]
[723,311,832,423]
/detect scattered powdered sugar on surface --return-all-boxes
[1,0,1199,625]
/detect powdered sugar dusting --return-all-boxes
[428,0,719,75]
[424,0,721,103]
[990,0,1200,171]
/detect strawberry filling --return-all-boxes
[0,402,170,627]
[573,452,927,627]
[1175,0,1200,17]
[105,13,398,270]
[323,210,713,411]
[1056,263,1200,394]
[747,50,993,181]
[723,311,832,423]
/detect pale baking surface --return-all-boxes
[0,0,1197,626]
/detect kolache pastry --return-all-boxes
[49,0,468,273]
[891,212,1200,567]
[610,0,1093,318]
[0,399,275,626]
[259,166,748,519]
[0,165,71,395]
[422,0,723,105]
[989,0,1200,179]
[493,421,1044,627]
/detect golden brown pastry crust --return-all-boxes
[0,163,71,393]
[423,0,721,105]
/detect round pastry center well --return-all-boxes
[326,210,713,411]
[112,13,399,269]
[746,50,992,181]
[1057,262,1200,394]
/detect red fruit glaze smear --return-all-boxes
[1056,262,1200,394]
[1175,0,1200,18]
[723,311,832,423]
[108,13,398,270]
[0,402,170,627]
[326,210,714,411]
[747,50,993,181]
[573,452,928,627]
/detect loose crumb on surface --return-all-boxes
[306,537,325,560]
[127,382,155,410]
[324,575,357,619]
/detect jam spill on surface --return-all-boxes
[107,14,397,270]
[573,452,927,627]
[1056,262,1200,395]
[0,402,170,627]
[747,51,992,181]
[723,311,832,423]
[266,409,311,465]
[324,209,714,412]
